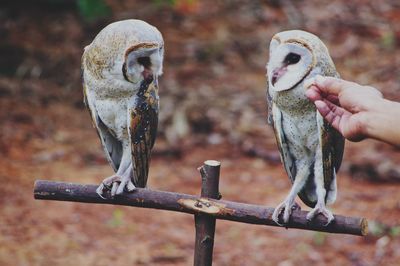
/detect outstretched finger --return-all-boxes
[314,75,358,96]
[306,86,340,106]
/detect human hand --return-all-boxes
[304,75,383,142]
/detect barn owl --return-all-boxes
[82,19,164,198]
[266,30,344,225]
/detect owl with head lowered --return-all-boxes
[82,20,164,198]
[266,30,344,225]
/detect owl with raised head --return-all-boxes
[266,30,344,225]
[82,19,164,198]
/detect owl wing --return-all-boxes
[267,85,274,125]
[317,71,344,204]
[83,84,123,172]
[271,103,297,183]
[129,81,159,188]
[317,112,345,204]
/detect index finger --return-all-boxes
[314,75,358,96]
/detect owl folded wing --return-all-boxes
[271,103,296,183]
[318,112,344,204]
[128,93,158,188]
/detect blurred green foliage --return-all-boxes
[152,0,176,6]
[389,226,400,237]
[369,221,400,238]
[77,0,111,21]
[75,0,198,21]
[106,209,125,228]
[380,30,396,50]
[152,0,196,7]
[312,232,326,246]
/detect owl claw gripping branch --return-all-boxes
[82,20,163,198]
[266,30,344,226]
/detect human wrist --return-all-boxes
[363,98,400,145]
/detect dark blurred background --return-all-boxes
[1,1,400,265]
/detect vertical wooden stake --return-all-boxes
[194,160,221,266]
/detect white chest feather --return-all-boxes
[85,72,138,140]
[271,80,312,112]
[273,82,319,155]
[95,98,129,140]
[281,109,318,154]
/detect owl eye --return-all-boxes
[137,56,152,69]
[284,53,301,65]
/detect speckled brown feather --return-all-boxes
[321,113,344,196]
[129,79,159,188]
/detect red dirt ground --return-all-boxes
[1,1,400,265]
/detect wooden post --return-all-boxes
[194,160,221,266]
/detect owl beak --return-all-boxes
[271,67,287,86]
[142,68,153,82]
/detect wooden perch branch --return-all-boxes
[34,180,368,236]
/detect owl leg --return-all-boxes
[96,149,134,198]
[306,185,334,225]
[114,164,135,195]
[272,165,309,225]
[306,150,334,225]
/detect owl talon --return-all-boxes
[291,201,301,211]
[126,181,136,192]
[96,184,107,199]
[111,182,119,197]
[272,203,285,225]
[306,205,335,226]
[96,182,111,198]
[116,175,135,195]
[96,175,122,198]
[102,182,112,190]
[272,200,295,225]
[116,183,124,195]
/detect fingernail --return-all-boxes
[314,100,325,109]
[305,92,313,101]
[303,77,315,90]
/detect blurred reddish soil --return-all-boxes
[1,1,400,265]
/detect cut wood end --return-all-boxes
[204,160,221,167]
[361,218,369,236]
[33,180,41,192]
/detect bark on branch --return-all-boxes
[194,160,221,266]
[33,180,368,236]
